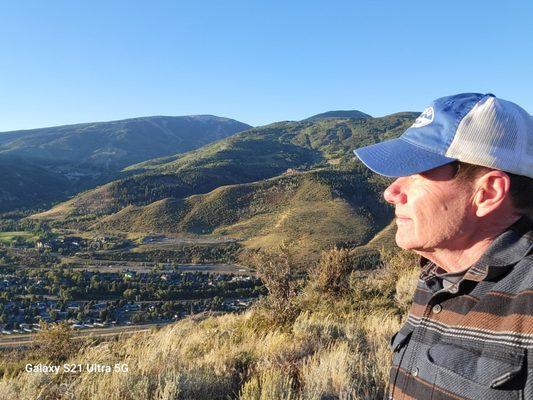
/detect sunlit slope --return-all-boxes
[90,166,393,255]
[31,138,321,223]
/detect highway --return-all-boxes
[0,323,169,349]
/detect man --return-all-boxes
[353,93,533,399]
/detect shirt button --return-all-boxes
[449,285,459,293]
[432,304,442,314]
[412,367,419,377]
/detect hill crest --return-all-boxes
[303,110,371,122]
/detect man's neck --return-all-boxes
[416,238,495,273]
[415,215,522,273]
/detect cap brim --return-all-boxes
[353,138,456,177]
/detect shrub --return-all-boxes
[310,246,354,298]
[33,322,81,363]
[243,243,304,327]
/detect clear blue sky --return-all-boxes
[1,1,532,131]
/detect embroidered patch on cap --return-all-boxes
[412,106,434,128]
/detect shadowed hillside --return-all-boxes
[0,115,250,212]
[0,157,71,211]
[0,115,251,169]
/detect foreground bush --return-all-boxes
[310,246,356,298]
[34,322,83,363]
[244,243,305,327]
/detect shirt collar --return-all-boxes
[464,216,533,281]
[418,216,533,283]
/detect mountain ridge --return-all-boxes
[303,109,372,122]
[0,115,251,212]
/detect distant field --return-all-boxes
[0,231,37,245]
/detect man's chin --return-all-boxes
[395,232,417,250]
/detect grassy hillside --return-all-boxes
[0,110,425,399]
[88,166,393,258]
[30,140,321,223]
[31,113,416,225]
[0,231,37,246]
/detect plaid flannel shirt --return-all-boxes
[387,216,533,400]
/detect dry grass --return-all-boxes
[239,369,296,400]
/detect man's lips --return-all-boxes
[395,214,410,219]
[395,214,411,223]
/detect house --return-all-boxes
[124,271,137,279]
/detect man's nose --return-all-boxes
[384,178,407,205]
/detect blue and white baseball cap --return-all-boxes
[353,93,533,178]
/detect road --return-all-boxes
[0,323,169,349]
[61,256,255,275]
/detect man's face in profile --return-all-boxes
[383,163,476,252]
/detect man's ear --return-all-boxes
[474,170,512,217]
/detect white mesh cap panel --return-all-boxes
[446,96,533,178]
